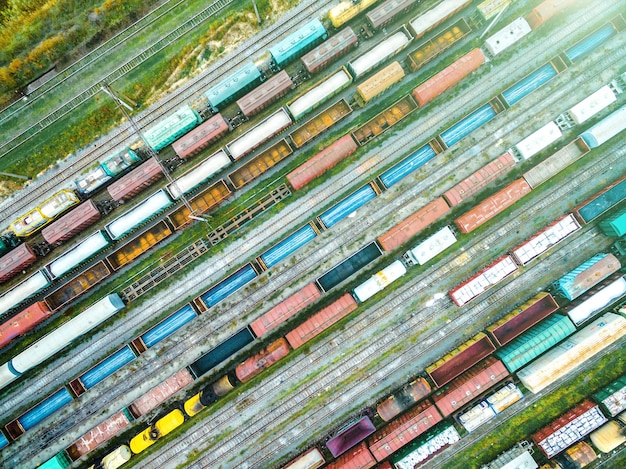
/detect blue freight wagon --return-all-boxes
[196,263,258,310]
[134,304,198,352]
[73,345,136,394]
[188,328,255,378]
[258,222,319,269]
[502,62,557,106]
[6,388,73,439]
[565,23,616,62]
[318,183,378,229]
[205,61,263,113]
[440,102,497,148]
[317,242,382,292]
[379,143,436,188]
[269,18,327,68]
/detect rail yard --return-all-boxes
[1,0,625,469]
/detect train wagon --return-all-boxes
[5,386,73,439]
[9,189,80,238]
[0,294,124,391]
[268,18,327,68]
[287,67,352,121]
[105,221,173,271]
[366,0,415,30]
[105,190,173,240]
[590,421,626,453]
[236,71,294,118]
[494,314,576,373]
[525,0,579,29]
[301,27,358,74]
[194,263,259,312]
[403,226,456,266]
[501,61,561,108]
[565,22,617,63]
[486,292,559,347]
[355,61,405,104]
[376,377,431,422]
[412,48,486,107]
[439,100,501,149]
[286,135,357,190]
[235,338,290,383]
[228,139,293,190]
[289,99,352,148]
[249,283,321,337]
[205,61,263,113]
[171,113,229,159]
[407,18,471,72]
[377,197,450,252]
[443,152,516,207]
[107,158,163,202]
[0,270,51,317]
[0,301,53,349]
[44,261,112,310]
[74,148,141,196]
[432,357,508,417]
[283,447,326,469]
[353,260,406,303]
[392,424,461,469]
[552,253,620,301]
[45,231,111,279]
[426,333,496,388]
[518,313,626,393]
[532,400,607,459]
[166,180,231,230]
[600,206,626,237]
[328,0,380,29]
[226,108,292,160]
[70,345,136,396]
[408,0,472,39]
[351,95,417,146]
[522,138,590,189]
[573,174,626,224]
[188,328,255,379]
[131,304,197,353]
[347,26,411,79]
[476,0,509,21]
[564,85,617,126]
[511,121,562,161]
[128,369,194,418]
[325,441,376,469]
[561,274,626,326]
[453,179,531,234]
[285,294,358,349]
[317,242,382,293]
[580,105,626,148]
[0,243,37,283]
[257,222,319,270]
[42,200,101,245]
[167,150,231,199]
[368,401,442,461]
[67,410,133,460]
[327,416,376,457]
[448,255,518,307]
[484,17,532,56]
[129,409,185,454]
[318,183,379,230]
[142,105,201,152]
[593,375,626,417]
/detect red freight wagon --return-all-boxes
[285,294,357,349]
[128,369,194,418]
[454,178,532,234]
[42,200,101,245]
[426,333,496,388]
[0,243,37,282]
[107,158,164,202]
[532,399,607,458]
[236,71,294,118]
[250,283,321,338]
[0,301,52,349]
[443,153,516,207]
[325,442,376,469]
[368,401,442,461]
[66,409,132,459]
[377,377,431,422]
[433,357,509,417]
[235,338,290,383]
[327,417,376,458]
[412,48,485,107]
[301,27,359,74]
[172,113,229,159]
[286,135,357,190]
[525,0,578,29]
[487,292,559,346]
[377,197,450,252]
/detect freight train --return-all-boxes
[2,0,620,464]
[18,97,626,466]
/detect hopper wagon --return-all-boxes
[171,113,229,159]
[204,61,263,113]
[301,27,358,74]
[107,158,163,202]
[236,71,294,118]
[41,200,101,245]
[287,67,352,121]
[268,18,327,68]
[166,150,231,199]
[142,105,200,152]
[326,416,376,458]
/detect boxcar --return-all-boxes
[236,71,294,118]
[235,338,290,383]
[107,158,164,202]
[366,0,415,30]
[67,410,133,460]
[325,441,376,469]
[448,255,517,307]
[356,61,405,104]
[0,243,37,283]
[128,369,194,418]
[377,377,431,422]
[0,301,52,349]
[42,200,101,245]
[171,113,229,159]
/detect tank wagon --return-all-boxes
[9,189,80,238]
[74,148,142,197]
[328,0,381,29]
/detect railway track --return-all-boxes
[0,0,327,225]
[140,148,622,468]
[3,4,623,463]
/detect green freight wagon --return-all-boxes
[495,314,576,372]
[600,206,626,237]
[593,375,626,416]
[143,105,201,152]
